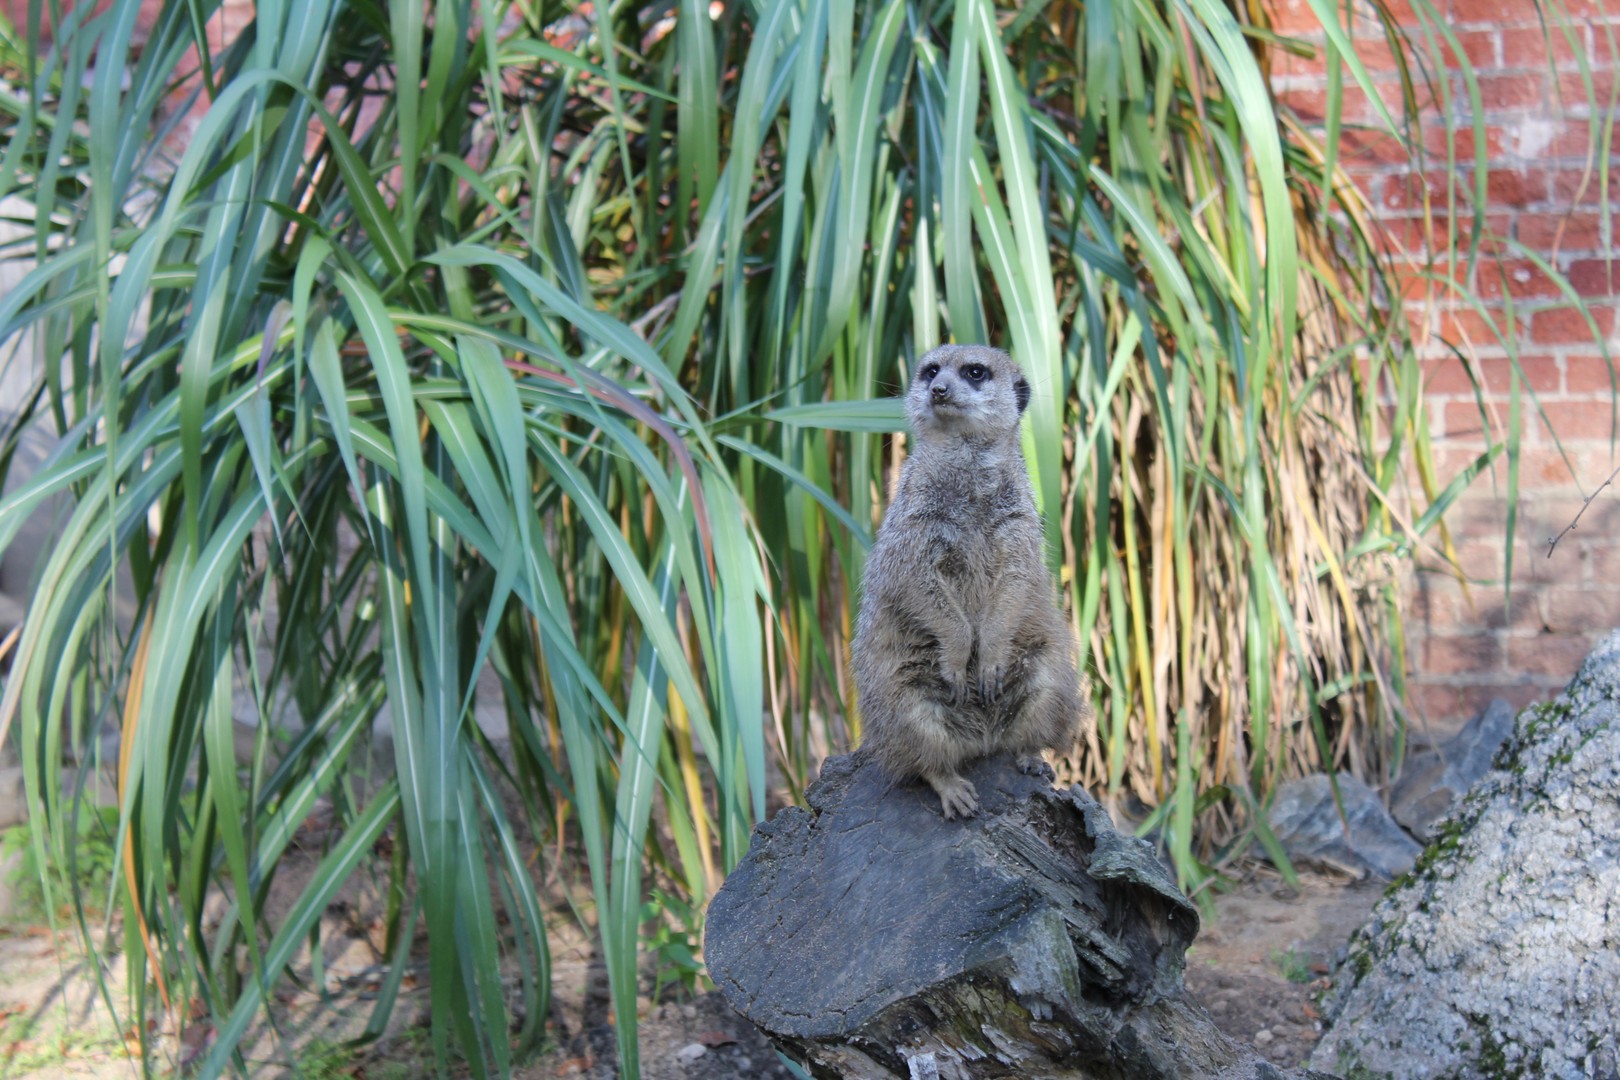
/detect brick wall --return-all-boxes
[1270,0,1620,738]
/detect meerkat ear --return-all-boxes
[1015,377,1030,414]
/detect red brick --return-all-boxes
[1530,305,1614,345]
[1434,304,1518,347]
[1537,586,1620,634]
[1555,70,1620,114]
[1432,355,1560,396]
[1566,258,1620,298]
[1457,538,1509,577]
[1360,0,1425,27]
[1476,73,1547,112]
[1429,448,1495,487]
[1517,211,1610,252]
[1352,38,1408,72]
[1382,213,1515,257]
[1513,354,1564,393]
[1477,259,1563,301]
[1506,446,1616,490]
[1267,0,1328,37]
[1440,496,1531,535]
[1381,215,1434,252]
[1347,168,1390,205]
[1381,172,1440,212]
[1497,680,1558,710]
[1395,256,1466,299]
[1449,28,1500,68]
[1407,682,1471,731]
[1410,579,1536,633]
[1445,399,1505,439]
[1422,123,1506,161]
[1565,355,1620,393]
[1341,128,1414,166]
[1501,26,1590,69]
[1468,167,1547,207]
[1449,0,1551,26]
[1278,87,1331,122]
[1424,356,1485,395]
[1408,680,1548,734]
[1551,167,1620,206]
[1423,631,1504,674]
[1539,399,1620,442]
[1507,634,1596,677]
[1540,120,1614,161]
[1556,0,1620,16]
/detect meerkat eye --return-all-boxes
[961,363,989,383]
[920,363,941,381]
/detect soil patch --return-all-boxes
[1184,870,1386,1070]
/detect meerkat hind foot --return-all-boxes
[1016,753,1055,781]
[925,773,979,820]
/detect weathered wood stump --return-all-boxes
[706,752,1330,1079]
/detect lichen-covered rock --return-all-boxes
[1311,632,1620,1080]
[707,752,1329,1080]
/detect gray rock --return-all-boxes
[707,752,1330,1080]
[0,846,20,922]
[0,764,23,829]
[1311,631,1620,1080]
[1267,772,1421,881]
[1389,697,1516,840]
[0,589,23,638]
[0,763,118,830]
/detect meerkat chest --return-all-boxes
[898,468,1034,582]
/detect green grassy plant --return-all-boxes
[1,803,120,922]
[0,0,1608,1076]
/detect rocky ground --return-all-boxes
[0,861,1385,1079]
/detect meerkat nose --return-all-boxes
[930,384,949,401]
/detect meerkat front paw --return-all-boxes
[976,640,1013,703]
[939,648,972,705]
[925,773,979,819]
[976,663,1005,703]
[1015,753,1055,781]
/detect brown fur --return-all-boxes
[853,345,1091,818]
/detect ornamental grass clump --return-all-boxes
[0,0,1604,1075]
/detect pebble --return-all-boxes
[681,1004,698,1019]
[676,1043,708,1063]
[1254,1029,1274,1045]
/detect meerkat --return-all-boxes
[853,344,1090,819]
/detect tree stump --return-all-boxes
[706,752,1330,1079]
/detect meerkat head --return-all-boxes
[905,344,1030,445]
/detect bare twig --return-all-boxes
[1547,461,1620,557]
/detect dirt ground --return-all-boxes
[0,861,1384,1079]
[1184,870,1386,1071]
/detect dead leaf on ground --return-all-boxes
[698,1029,737,1048]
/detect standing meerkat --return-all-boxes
[853,344,1090,819]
